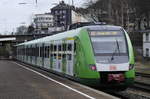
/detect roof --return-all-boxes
[51,1,75,10]
[16,28,81,46]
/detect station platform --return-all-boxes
[0,60,117,99]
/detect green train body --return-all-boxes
[16,25,135,88]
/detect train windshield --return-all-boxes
[89,30,127,55]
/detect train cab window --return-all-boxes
[68,44,72,51]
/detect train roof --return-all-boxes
[16,28,81,46]
[16,25,123,46]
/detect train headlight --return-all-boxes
[129,64,134,70]
[90,64,97,71]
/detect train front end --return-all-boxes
[87,26,135,88]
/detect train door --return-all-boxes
[44,43,50,69]
[57,40,62,72]
[53,41,57,71]
[66,39,74,76]
[50,42,53,69]
[35,44,37,65]
[37,43,41,67]
[62,40,67,73]
[26,45,29,63]
[24,45,26,62]
[29,45,31,64]
[42,43,44,67]
[31,44,35,65]
[39,43,43,67]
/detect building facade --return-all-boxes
[51,1,73,30]
[143,30,150,57]
[51,1,89,31]
[34,13,54,34]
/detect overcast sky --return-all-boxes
[0,0,86,34]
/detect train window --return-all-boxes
[67,54,72,60]
[34,47,36,57]
[44,46,46,58]
[40,47,42,57]
[47,46,49,58]
[32,48,34,56]
[54,45,57,51]
[32,47,34,56]
[42,46,44,57]
[68,44,72,51]
[58,54,61,59]
[50,44,53,51]
[35,46,37,57]
[58,45,62,51]
[51,54,53,57]
[45,46,50,58]
[37,46,39,57]
[54,54,56,59]
[62,44,66,51]
[62,54,66,58]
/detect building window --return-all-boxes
[63,10,66,14]
[146,48,149,57]
[60,10,62,14]
[146,33,149,41]
[63,15,66,18]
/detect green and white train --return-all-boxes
[16,25,135,88]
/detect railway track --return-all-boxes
[135,72,150,92]
[136,72,150,78]
[102,73,150,99]
[103,83,150,99]
[133,81,150,92]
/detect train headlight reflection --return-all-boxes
[90,64,97,71]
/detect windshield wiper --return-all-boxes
[110,39,120,61]
[116,39,120,55]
